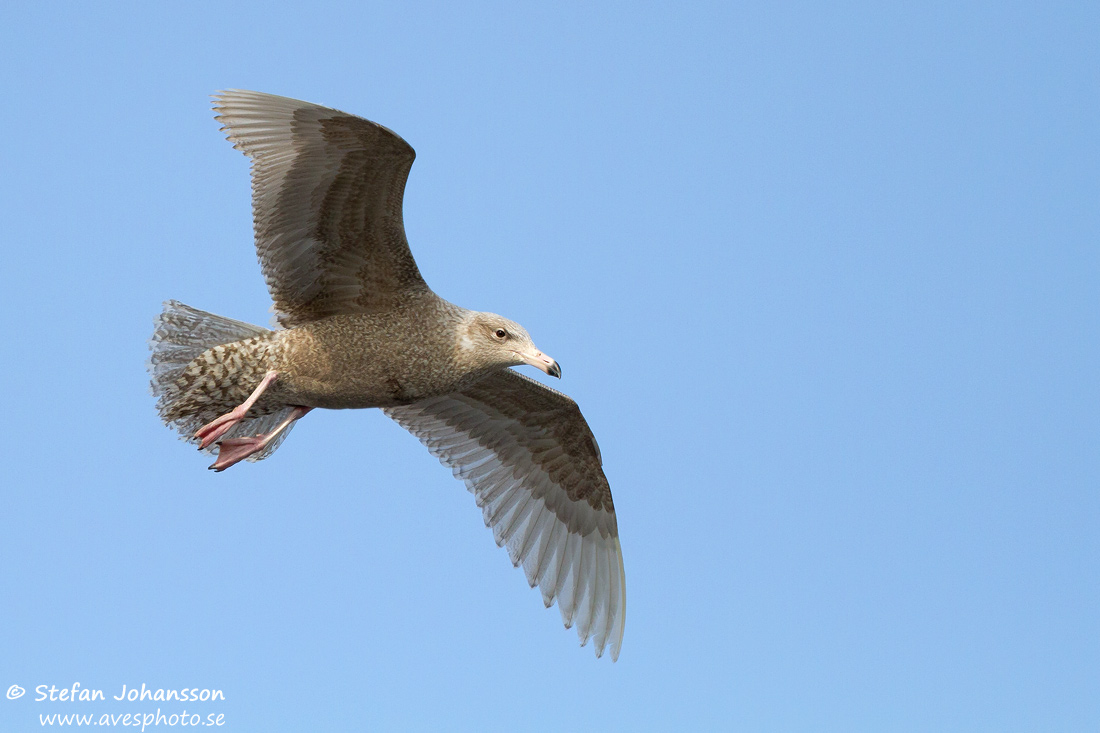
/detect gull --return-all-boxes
[148,91,626,660]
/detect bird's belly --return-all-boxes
[270,316,465,409]
[275,361,456,410]
[286,383,418,410]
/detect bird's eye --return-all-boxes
[495,329,507,339]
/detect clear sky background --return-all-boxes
[1,2,1097,731]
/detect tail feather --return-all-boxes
[148,300,295,462]
[149,300,268,393]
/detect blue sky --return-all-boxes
[1,2,1097,730]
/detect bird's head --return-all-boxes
[460,312,561,378]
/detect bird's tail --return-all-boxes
[148,300,296,462]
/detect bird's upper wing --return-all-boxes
[213,90,431,327]
[384,370,626,661]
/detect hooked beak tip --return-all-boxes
[520,350,562,379]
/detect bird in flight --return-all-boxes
[148,90,625,660]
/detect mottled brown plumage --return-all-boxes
[148,90,625,660]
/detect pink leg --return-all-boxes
[209,406,312,472]
[194,370,279,450]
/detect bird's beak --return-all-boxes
[519,349,562,379]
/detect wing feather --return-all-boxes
[212,90,431,326]
[384,370,626,660]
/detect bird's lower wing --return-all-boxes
[384,370,626,661]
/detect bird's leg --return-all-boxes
[209,406,312,472]
[194,370,279,449]
[208,406,312,472]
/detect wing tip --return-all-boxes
[210,88,261,116]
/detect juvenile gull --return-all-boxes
[148,90,625,660]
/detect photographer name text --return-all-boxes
[34,683,224,703]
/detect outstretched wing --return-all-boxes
[213,90,431,327]
[385,370,626,661]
